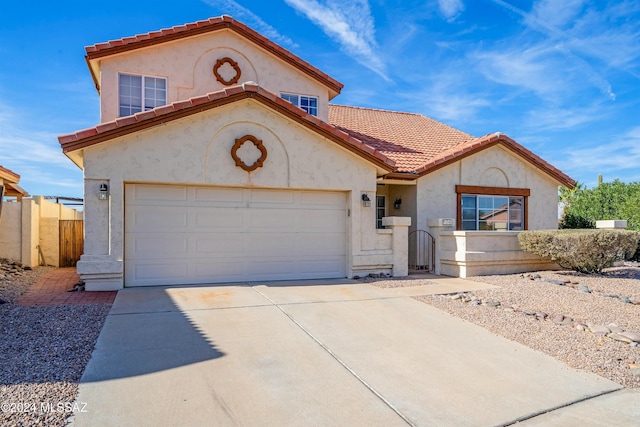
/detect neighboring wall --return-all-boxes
[0,197,82,267]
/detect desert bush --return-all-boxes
[518,229,640,274]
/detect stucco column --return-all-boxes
[427,218,455,275]
[382,216,411,277]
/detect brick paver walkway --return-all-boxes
[18,268,118,306]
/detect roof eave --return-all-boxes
[59,85,394,173]
[84,16,344,96]
[415,133,576,189]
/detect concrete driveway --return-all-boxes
[71,280,637,426]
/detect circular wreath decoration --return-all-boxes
[213,57,241,86]
[231,135,268,172]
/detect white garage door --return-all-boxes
[124,184,347,287]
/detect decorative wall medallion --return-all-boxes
[231,135,268,172]
[213,57,241,86]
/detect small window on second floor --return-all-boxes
[119,73,167,117]
[280,93,318,116]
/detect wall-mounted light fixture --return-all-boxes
[361,193,371,207]
[394,198,402,209]
[98,183,109,200]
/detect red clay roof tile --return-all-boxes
[329,105,575,187]
[58,85,394,172]
[84,16,343,95]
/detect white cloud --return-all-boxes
[400,68,491,124]
[201,0,298,48]
[0,101,83,196]
[488,0,640,78]
[438,0,465,22]
[527,0,585,29]
[524,104,604,131]
[563,128,640,178]
[283,0,388,80]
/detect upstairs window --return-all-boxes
[119,73,167,117]
[280,93,318,116]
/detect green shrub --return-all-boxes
[518,229,640,274]
[558,213,594,229]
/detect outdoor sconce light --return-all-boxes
[98,183,109,200]
[394,198,402,209]
[361,193,371,207]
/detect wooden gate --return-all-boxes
[59,220,84,267]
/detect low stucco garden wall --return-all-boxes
[438,231,559,278]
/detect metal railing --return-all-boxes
[408,230,435,273]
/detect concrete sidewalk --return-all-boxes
[72,280,633,426]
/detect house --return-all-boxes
[58,16,574,291]
[0,165,29,203]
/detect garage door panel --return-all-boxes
[129,206,189,229]
[195,235,244,254]
[249,189,294,206]
[194,210,245,229]
[129,184,188,203]
[193,187,244,204]
[125,185,347,287]
[132,262,188,281]
[248,209,295,230]
[127,234,189,257]
[298,210,346,230]
[193,260,246,279]
[247,234,296,255]
[295,233,345,255]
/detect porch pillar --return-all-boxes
[382,216,411,277]
[427,218,455,275]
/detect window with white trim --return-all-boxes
[376,196,386,229]
[461,195,524,231]
[280,93,318,116]
[119,73,167,117]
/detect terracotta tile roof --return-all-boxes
[58,83,394,172]
[329,105,473,172]
[329,105,575,188]
[416,133,575,188]
[84,15,343,96]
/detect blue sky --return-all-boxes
[1,0,639,199]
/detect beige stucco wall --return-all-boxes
[80,98,396,289]
[21,199,39,267]
[98,29,331,123]
[0,201,22,261]
[439,231,559,277]
[416,145,560,234]
[0,198,82,267]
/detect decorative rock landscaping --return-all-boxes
[443,290,640,350]
[418,264,640,388]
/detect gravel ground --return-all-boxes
[0,268,111,427]
[367,264,640,389]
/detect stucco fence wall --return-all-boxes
[437,230,559,278]
[0,197,83,267]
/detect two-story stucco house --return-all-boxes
[59,16,574,291]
